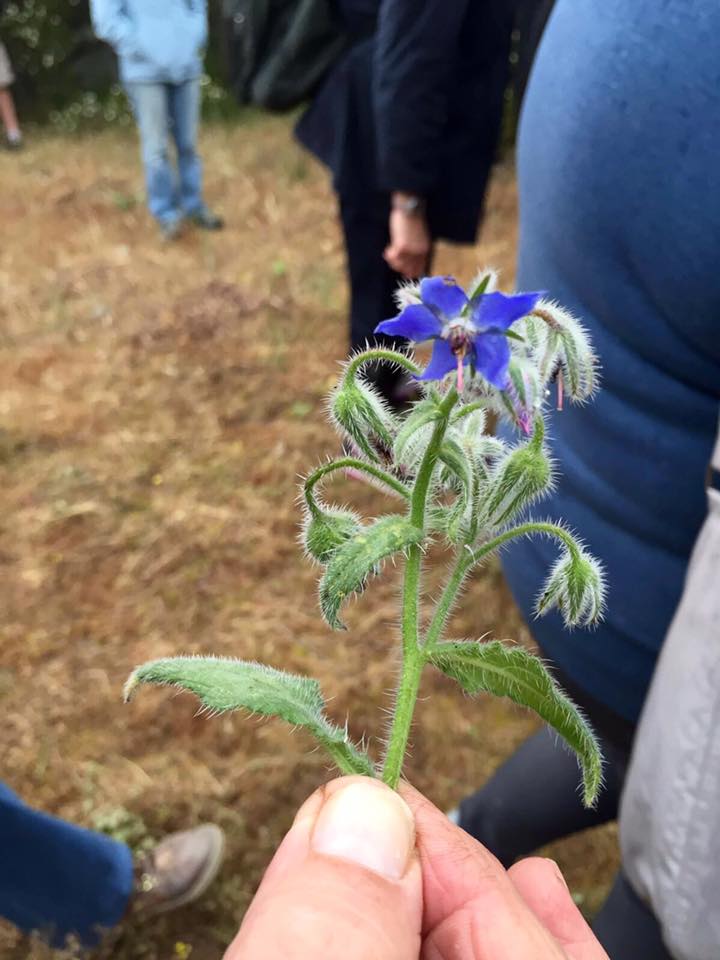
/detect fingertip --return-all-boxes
[509,857,596,948]
[509,857,569,894]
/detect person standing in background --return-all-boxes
[0,36,22,149]
[90,0,223,241]
[296,0,517,407]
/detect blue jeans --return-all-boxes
[126,79,205,226]
[0,781,134,946]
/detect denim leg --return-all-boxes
[168,78,204,216]
[126,82,180,226]
[0,781,134,947]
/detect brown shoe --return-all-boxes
[133,824,225,913]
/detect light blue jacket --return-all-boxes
[90,0,207,85]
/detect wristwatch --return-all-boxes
[392,194,426,217]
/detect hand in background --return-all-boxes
[384,202,432,279]
[224,776,609,960]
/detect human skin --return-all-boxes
[224,776,609,960]
[385,192,432,279]
[0,88,21,138]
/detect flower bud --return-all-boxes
[330,378,397,462]
[482,421,554,527]
[529,300,599,402]
[302,505,362,565]
[501,357,543,434]
[536,546,606,627]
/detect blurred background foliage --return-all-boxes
[0,0,238,129]
[0,0,553,133]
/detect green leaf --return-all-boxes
[125,656,375,777]
[429,640,602,806]
[467,271,493,302]
[319,515,424,629]
[303,505,361,565]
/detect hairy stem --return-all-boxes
[346,348,420,382]
[424,551,473,652]
[382,388,458,787]
[467,520,580,567]
[304,458,411,518]
[425,517,578,654]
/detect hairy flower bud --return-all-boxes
[528,300,599,402]
[330,377,397,462]
[536,546,606,627]
[302,505,362,565]
[481,421,554,527]
[502,357,544,434]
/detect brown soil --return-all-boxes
[0,117,618,959]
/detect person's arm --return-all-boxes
[89,0,138,59]
[375,0,469,278]
[373,0,469,198]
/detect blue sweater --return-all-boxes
[90,0,207,85]
[502,0,720,722]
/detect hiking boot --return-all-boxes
[160,219,183,243]
[189,208,224,231]
[132,824,225,913]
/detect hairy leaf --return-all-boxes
[319,515,424,629]
[125,657,375,776]
[429,641,602,806]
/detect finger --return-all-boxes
[509,858,610,960]
[403,256,427,280]
[399,783,566,960]
[225,776,422,960]
[385,248,424,280]
[383,244,404,272]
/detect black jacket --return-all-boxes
[296,0,516,243]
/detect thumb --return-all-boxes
[225,776,422,960]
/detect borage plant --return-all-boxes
[125,271,605,805]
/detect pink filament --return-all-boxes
[557,375,564,411]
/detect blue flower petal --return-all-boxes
[420,276,468,320]
[415,337,458,381]
[472,290,543,332]
[473,332,511,388]
[375,303,442,341]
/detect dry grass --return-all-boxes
[0,115,618,959]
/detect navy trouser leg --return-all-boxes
[339,197,404,353]
[592,871,674,960]
[0,781,134,946]
[457,725,625,867]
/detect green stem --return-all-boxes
[346,348,420,382]
[466,520,580,567]
[424,518,578,655]
[304,458,411,518]
[424,551,473,652]
[450,399,490,422]
[382,388,458,787]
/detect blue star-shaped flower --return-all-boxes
[375,276,542,389]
